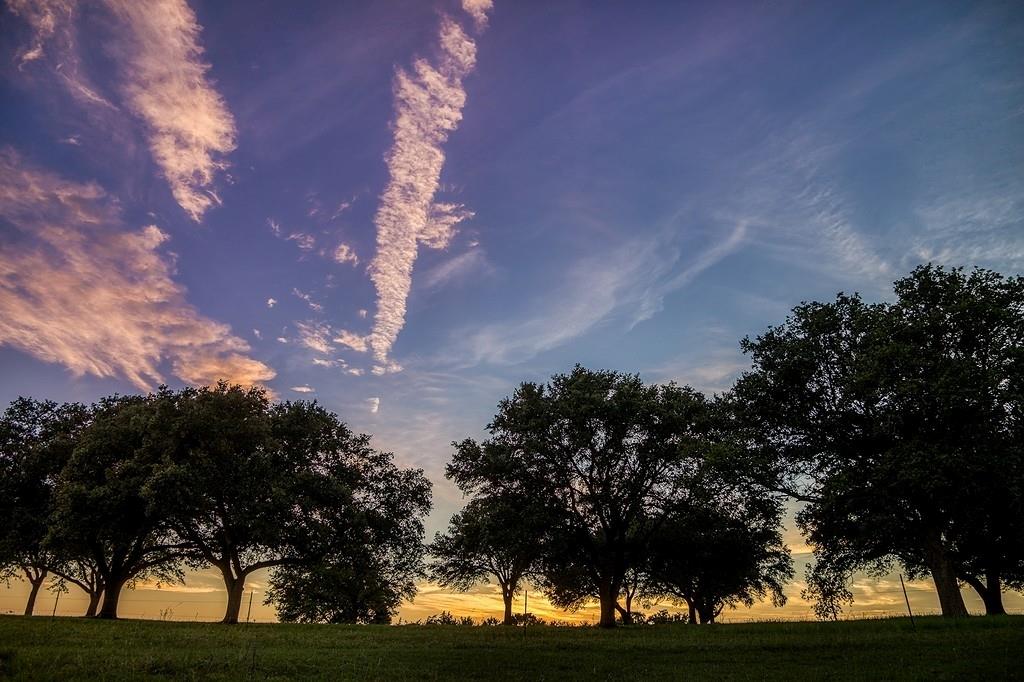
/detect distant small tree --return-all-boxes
[265,548,413,624]
[643,482,792,624]
[429,493,547,625]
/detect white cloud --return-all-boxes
[358,309,368,319]
[276,336,288,344]
[267,297,277,308]
[796,182,890,281]
[312,357,347,368]
[421,246,493,290]
[346,367,365,376]
[295,320,334,355]
[6,0,74,67]
[7,0,118,110]
[286,231,316,251]
[462,0,494,29]
[330,200,353,221]
[333,243,359,266]
[103,0,237,221]
[334,330,368,353]
[371,361,404,376]
[252,328,262,339]
[453,222,746,367]
[366,396,380,413]
[292,287,323,312]
[0,148,274,390]
[290,385,315,394]
[268,219,282,236]
[356,11,491,364]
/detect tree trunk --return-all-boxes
[97,579,125,619]
[923,534,968,618]
[965,571,1006,616]
[502,588,514,626]
[686,599,698,625]
[981,570,1006,616]
[222,574,247,624]
[696,602,716,625]
[24,570,46,616]
[85,590,103,618]
[614,602,633,625]
[598,580,618,628]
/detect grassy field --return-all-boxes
[0,615,1021,680]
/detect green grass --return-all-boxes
[0,615,1021,680]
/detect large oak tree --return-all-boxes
[448,366,716,627]
[47,394,185,619]
[145,383,432,624]
[730,265,1024,617]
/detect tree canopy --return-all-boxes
[447,366,726,627]
[730,265,1024,617]
[429,492,549,624]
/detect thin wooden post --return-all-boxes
[246,590,254,623]
[51,590,60,617]
[899,574,916,630]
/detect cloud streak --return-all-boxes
[0,148,273,390]
[103,0,237,221]
[8,0,237,222]
[453,222,747,367]
[345,5,490,364]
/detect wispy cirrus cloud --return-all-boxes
[292,288,323,313]
[103,0,237,221]
[6,0,71,66]
[338,5,491,364]
[0,148,273,390]
[7,0,117,109]
[420,245,494,291]
[294,320,334,355]
[9,0,237,222]
[452,222,747,367]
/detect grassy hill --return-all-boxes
[0,614,1021,680]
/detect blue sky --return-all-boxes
[1,0,1023,620]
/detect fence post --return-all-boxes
[899,574,916,630]
[246,590,254,624]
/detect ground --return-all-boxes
[0,615,1021,680]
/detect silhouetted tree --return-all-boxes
[145,383,432,624]
[0,398,89,615]
[448,366,716,627]
[730,265,1024,617]
[643,481,792,624]
[265,546,416,624]
[46,393,185,619]
[429,493,547,624]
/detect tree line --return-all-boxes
[2,265,1022,627]
[0,387,430,623]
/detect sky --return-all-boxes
[1,0,1023,623]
